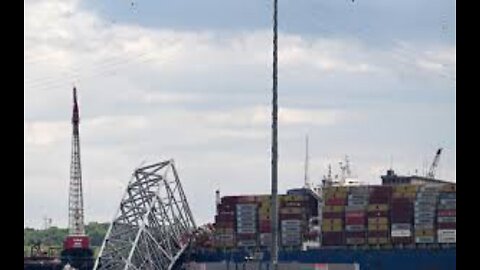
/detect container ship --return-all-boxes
[184,168,456,270]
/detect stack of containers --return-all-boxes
[367,186,392,245]
[414,185,440,244]
[345,186,369,245]
[437,184,456,244]
[236,200,258,248]
[390,185,417,245]
[322,187,347,246]
[257,195,272,247]
[280,195,307,247]
[214,196,237,248]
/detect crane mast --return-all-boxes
[427,148,443,179]
[69,86,85,236]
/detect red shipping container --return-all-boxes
[259,227,271,233]
[326,198,346,206]
[323,212,343,219]
[345,216,365,225]
[437,223,456,229]
[217,203,235,212]
[64,236,90,250]
[215,221,234,228]
[221,196,240,204]
[345,211,365,218]
[437,210,456,217]
[215,214,234,223]
[259,220,270,227]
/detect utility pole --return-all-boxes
[270,0,279,268]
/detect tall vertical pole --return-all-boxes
[271,0,279,268]
[304,135,310,188]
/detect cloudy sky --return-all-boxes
[24,0,455,229]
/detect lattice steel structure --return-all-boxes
[69,87,85,236]
[93,160,196,270]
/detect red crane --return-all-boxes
[61,87,93,270]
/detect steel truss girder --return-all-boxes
[93,160,196,270]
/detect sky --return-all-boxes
[24,0,455,229]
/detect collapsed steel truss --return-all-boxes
[93,160,196,270]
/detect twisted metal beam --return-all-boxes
[94,160,196,270]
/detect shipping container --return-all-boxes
[322,232,344,246]
[367,237,389,245]
[323,212,344,219]
[437,210,457,217]
[437,216,456,223]
[345,231,366,238]
[345,205,366,212]
[367,224,389,231]
[367,211,388,218]
[346,238,365,245]
[345,224,365,232]
[324,206,345,212]
[437,223,456,229]
[368,217,388,224]
[345,216,365,225]
[415,236,435,244]
[391,223,411,230]
[391,229,411,237]
[367,204,389,212]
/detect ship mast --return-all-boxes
[68,87,85,236]
[304,135,310,188]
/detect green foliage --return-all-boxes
[24,222,110,250]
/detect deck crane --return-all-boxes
[426,148,443,179]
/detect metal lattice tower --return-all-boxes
[93,160,196,270]
[68,87,85,236]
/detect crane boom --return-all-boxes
[427,148,442,179]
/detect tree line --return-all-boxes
[24,222,110,248]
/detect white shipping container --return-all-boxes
[282,239,301,245]
[282,227,301,233]
[281,219,302,226]
[391,229,411,237]
[237,240,257,247]
[437,229,456,237]
[414,212,435,219]
[439,198,456,204]
[414,218,435,224]
[414,224,434,230]
[437,216,456,223]
[415,236,435,243]
[438,236,456,243]
[236,217,256,223]
[237,228,256,234]
[236,223,256,228]
[236,204,257,209]
[215,234,234,241]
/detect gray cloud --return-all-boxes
[25,0,455,229]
